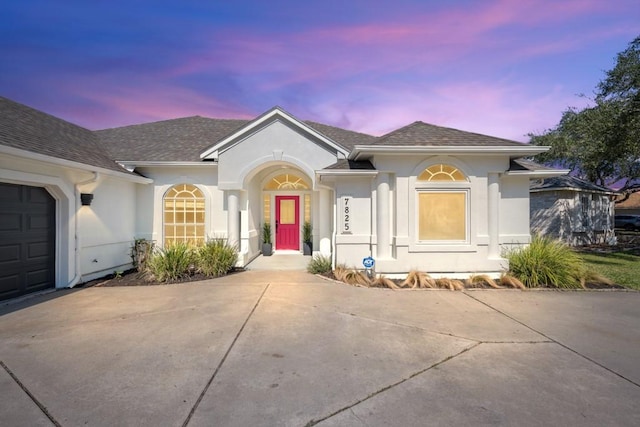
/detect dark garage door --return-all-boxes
[0,182,56,301]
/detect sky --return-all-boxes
[1,0,638,142]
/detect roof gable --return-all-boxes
[199,107,351,160]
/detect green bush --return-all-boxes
[147,242,195,282]
[262,222,272,244]
[307,254,332,274]
[197,238,238,277]
[504,235,585,289]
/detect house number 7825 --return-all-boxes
[341,196,352,234]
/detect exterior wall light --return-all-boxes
[80,193,94,206]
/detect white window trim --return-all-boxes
[162,183,207,246]
[408,161,475,253]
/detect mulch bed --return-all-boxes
[81,242,635,290]
[320,272,625,290]
[80,269,244,288]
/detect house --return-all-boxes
[0,96,563,300]
[530,175,617,245]
[614,191,640,216]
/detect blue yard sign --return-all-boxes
[363,256,375,269]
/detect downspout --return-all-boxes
[67,172,100,288]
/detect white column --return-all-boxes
[319,188,332,256]
[227,190,240,249]
[376,173,391,258]
[488,173,500,258]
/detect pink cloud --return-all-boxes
[300,79,592,142]
[50,76,255,129]
[165,0,626,97]
[26,0,635,140]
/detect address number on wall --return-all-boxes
[341,196,352,234]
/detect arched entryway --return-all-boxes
[262,171,312,252]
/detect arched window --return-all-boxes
[418,164,467,181]
[163,184,205,246]
[416,164,469,242]
[264,173,310,190]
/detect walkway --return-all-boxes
[245,252,310,270]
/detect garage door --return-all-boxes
[0,183,56,301]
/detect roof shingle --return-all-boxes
[530,175,616,194]
[375,121,526,147]
[0,96,130,174]
[96,116,248,162]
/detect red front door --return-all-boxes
[275,195,299,250]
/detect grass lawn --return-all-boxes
[580,251,640,290]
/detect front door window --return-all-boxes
[275,195,299,249]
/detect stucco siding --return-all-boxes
[218,120,338,189]
[334,176,374,266]
[332,154,524,274]
[78,177,138,281]
[500,175,531,245]
[135,166,224,246]
[0,153,147,286]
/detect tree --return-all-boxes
[530,36,640,200]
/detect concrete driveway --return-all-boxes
[1,271,639,426]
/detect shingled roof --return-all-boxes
[304,121,377,149]
[95,117,378,162]
[96,116,248,162]
[0,96,131,174]
[2,96,544,170]
[375,121,526,147]
[530,175,617,194]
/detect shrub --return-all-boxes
[307,254,332,274]
[402,270,436,289]
[371,275,399,289]
[498,273,525,289]
[146,242,195,282]
[435,278,465,291]
[198,238,238,277]
[468,274,501,289]
[504,235,585,289]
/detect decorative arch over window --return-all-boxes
[264,173,310,190]
[163,184,205,246]
[418,164,467,182]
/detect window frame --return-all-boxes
[416,189,470,243]
[163,183,206,246]
[409,160,474,252]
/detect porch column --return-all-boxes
[376,172,391,258]
[227,190,240,249]
[319,188,332,256]
[488,173,500,258]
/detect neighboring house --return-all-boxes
[530,176,617,245]
[0,96,564,300]
[614,191,640,215]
